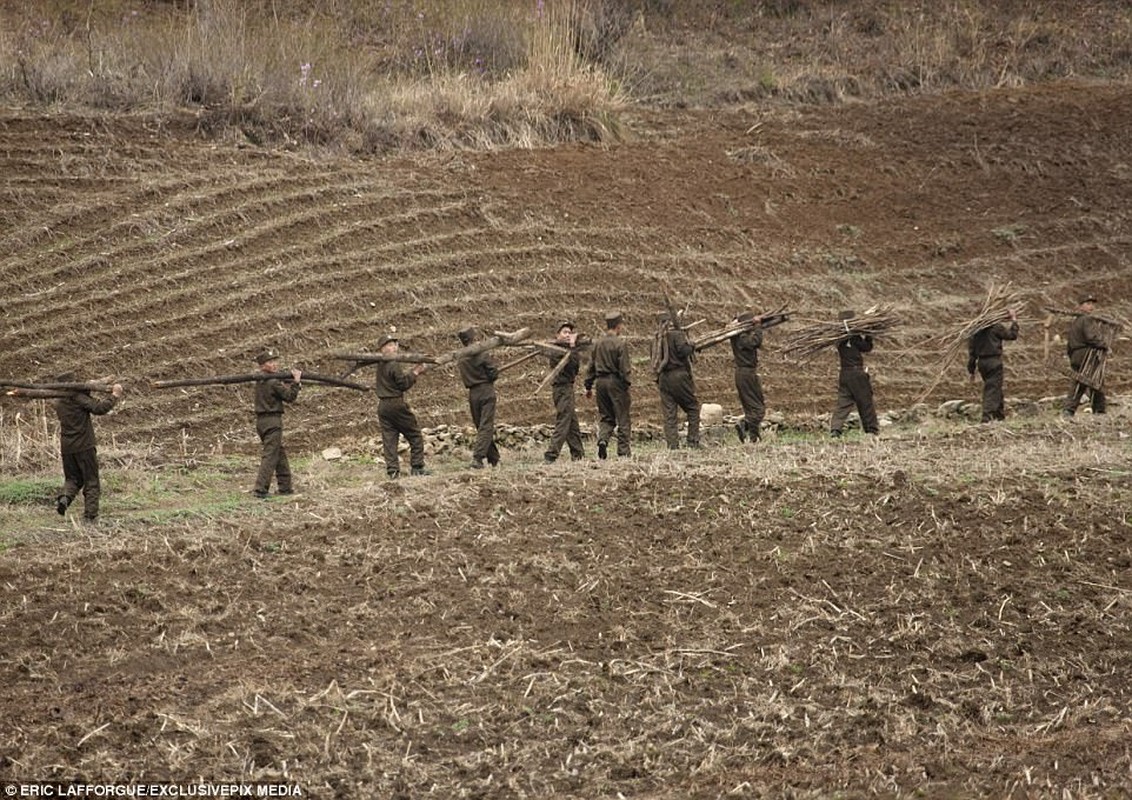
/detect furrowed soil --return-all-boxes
[2,55,1132,799]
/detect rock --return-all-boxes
[701,403,724,426]
[321,447,343,461]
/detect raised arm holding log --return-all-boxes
[541,320,586,463]
[50,371,124,523]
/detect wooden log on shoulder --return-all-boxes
[693,309,789,351]
[151,372,368,391]
[330,351,439,365]
[5,388,74,399]
[432,328,531,366]
[0,379,116,393]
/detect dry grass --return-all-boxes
[631,0,1132,106]
[0,0,628,152]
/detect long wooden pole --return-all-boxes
[5,389,74,399]
[433,328,532,366]
[499,349,543,372]
[0,380,116,393]
[330,351,439,365]
[151,372,368,391]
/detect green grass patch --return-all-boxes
[0,477,57,506]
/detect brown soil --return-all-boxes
[2,64,1132,798]
[3,81,1130,454]
[1,425,1131,797]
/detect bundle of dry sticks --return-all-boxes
[692,306,789,352]
[910,282,1025,401]
[937,282,1024,362]
[781,306,900,361]
[1044,306,1124,390]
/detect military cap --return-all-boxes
[376,333,398,349]
[254,350,278,365]
[555,319,576,332]
[838,310,856,321]
[736,311,756,323]
[1079,293,1097,304]
[457,326,477,345]
[604,312,623,329]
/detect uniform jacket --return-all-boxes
[654,328,695,374]
[585,334,632,388]
[458,352,498,389]
[731,327,764,369]
[376,361,417,399]
[55,392,117,454]
[1066,314,1107,361]
[547,348,582,387]
[837,335,873,371]
[967,321,1019,373]
[254,377,300,415]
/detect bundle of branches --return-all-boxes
[693,306,789,352]
[1070,319,1122,391]
[152,372,368,391]
[781,306,900,361]
[909,283,1025,402]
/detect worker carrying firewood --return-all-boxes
[54,372,123,522]
[543,320,586,464]
[374,333,430,478]
[1062,293,1115,418]
[967,309,1019,423]
[584,312,632,459]
[456,326,501,469]
[650,310,700,450]
[830,310,880,437]
[252,350,301,498]
[731,311,766,443]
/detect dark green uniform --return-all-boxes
[55,391,117,520]
[653,327,700,449]
[830,335,878,435]
[458,352,500,466]
[376,361,425,476]
[584,334,632,457]
[544,347,584,462]
[1063,313,1108,415]
[254,377,300,495]
[731,327,765,441]
[967,321,1018,422]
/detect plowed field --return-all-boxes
[2,79,1131,798]
[3,81,1131,450]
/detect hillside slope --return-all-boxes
[1,80,1130,451]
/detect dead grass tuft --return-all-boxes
[0,0,628,153]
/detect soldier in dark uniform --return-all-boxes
[456,327,500,469]
[54,373,123,522]
[544,320,585,463]
[584,312,632,459]
[374,333,429,478]
[731,311,765,443]
[967,310,1018,422]
[1063,294,1109,417]
[252,350,301,498]
[830,311,879,436]
[651,312,700,449]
